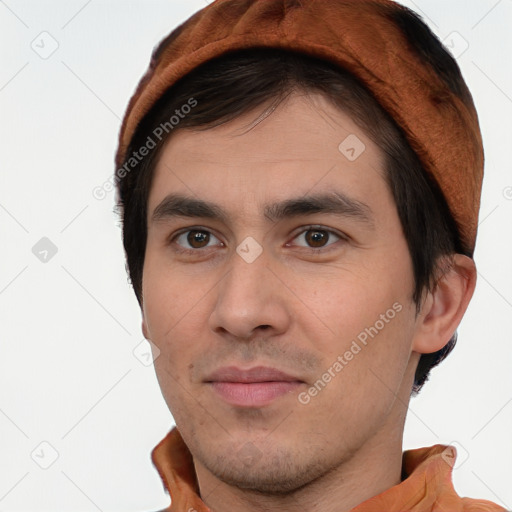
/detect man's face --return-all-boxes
[142,91,422,493]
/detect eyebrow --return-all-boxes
[150,191,374,228]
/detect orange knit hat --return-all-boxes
[115,0,484,254]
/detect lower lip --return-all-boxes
[209,381,302,407]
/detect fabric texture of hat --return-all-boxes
[115,0,484,254]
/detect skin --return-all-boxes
[141,91,476,512]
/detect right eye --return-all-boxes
[169,227,224,254]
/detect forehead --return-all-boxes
[147,91,390,221]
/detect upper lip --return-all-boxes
[205,366,303,383]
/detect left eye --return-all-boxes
[289,227,343,250]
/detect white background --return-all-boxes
[1,1,511,511]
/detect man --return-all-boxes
[113,1,506,511]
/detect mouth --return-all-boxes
[205,365,304,407]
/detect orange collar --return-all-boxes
[151,426,505,512]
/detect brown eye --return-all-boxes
[305,229,329,248]
[291,226,344,251]
[187,230,210,248]
[171,228,223,253]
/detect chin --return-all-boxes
[193,433,342,496]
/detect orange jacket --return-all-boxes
[150,427,506,512]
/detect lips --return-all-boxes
[205,365,303,383]
[205,366,304,407]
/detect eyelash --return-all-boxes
[168,225,347,255]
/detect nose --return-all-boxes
[208,246,291,341]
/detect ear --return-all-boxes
[412,254,476,354]
[141,306,151,340]
[142,317,150,339]
[140,294,152,340]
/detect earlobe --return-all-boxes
[142,316,150,340]
[141,295,151,340]
[412,254,477,354]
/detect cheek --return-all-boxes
[142,249,208,341]
[143,257,208,411]
[288,254,413,346]
[289,256,416,404]
[141,255,214,403]
[296,299,416,437]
